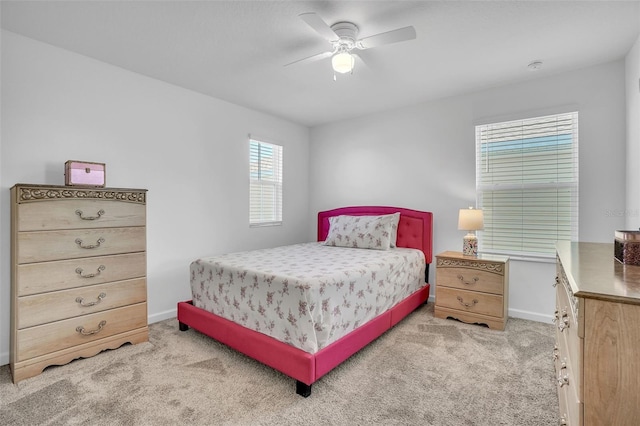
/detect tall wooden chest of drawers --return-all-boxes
[554,242,640,425]
[10,184,148,383]
[434,251,509,330]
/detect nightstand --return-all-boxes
[434,251,509,330]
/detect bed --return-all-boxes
[177,206,433,397]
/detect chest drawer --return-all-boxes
[17,278,147,329]
[436,286,504,318]
[15,302,147,362]
[16,200,145,231]
[17,227,146,263]
[436,266,504,295]
[16,252,146,296]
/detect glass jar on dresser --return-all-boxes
[555,241,640,425]
[10,184,148,383]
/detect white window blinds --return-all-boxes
[476,112,579,258]
[249,138,283,226]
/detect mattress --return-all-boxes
[190,242,425,354]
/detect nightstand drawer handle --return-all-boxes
[75,292,106,307]
[553,345,559,361]
[456,296,478,308]
[457,274,479,286]
[559,415,567,426]
[76,320,107,336]
[75,265,106,278]
[75,209,105,220]
[75,237,105,249]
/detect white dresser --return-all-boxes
[10,184,148,383]
[555,241,640,425]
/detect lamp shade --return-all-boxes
[332,51,354,74]
[458,208,484,231]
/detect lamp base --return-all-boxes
[462,233,478,256]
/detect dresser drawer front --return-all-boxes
[17,200,145,231]
[436,286,504,318]
[17,227,146,263]
[556,273,583,401]
[16,303,147,362]
[556,354,583,426]
[437,266,504,295]
[16,252,146,296]
[17,278,147,329]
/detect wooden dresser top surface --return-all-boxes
[557,241,640,304]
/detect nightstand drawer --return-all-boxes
[436,286,504,318]
[436,266,504,295]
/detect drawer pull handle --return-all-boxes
[559,415,567,426]
[456,296,478,308]
[75,292,106,307]
[557,372,569,387]
[457,274,479,286]
[75,265,106,278]
[557,362,569,387]
[553,276,559,288]
[75,209,105,220]
[553,345,559,361]
[76,320,107,336]
[557,309,570,332]
[75,237,105,249]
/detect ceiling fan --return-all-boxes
[286,12,416,77]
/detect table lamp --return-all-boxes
[458,207,484,256]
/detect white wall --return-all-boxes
[0,31,310,365]
[626,34,640,229]
[309,60,627,322]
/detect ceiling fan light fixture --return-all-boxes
[332,50,354,74]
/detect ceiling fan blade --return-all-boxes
[356,26,416,50]
[351,52,370,70]
[299,12,338,42]
[284,50,334,67]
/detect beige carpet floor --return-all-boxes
[0,303,558,425]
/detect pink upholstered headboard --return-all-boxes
[317,206,433,265]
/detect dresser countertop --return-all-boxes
[556,241,640,304]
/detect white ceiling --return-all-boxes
[2,1,639,127]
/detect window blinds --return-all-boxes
[249,138,283,226]
[476,112,579,257]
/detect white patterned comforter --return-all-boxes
[190,242,426,354]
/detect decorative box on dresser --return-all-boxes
[554,241,640,426]
[434,251,509,330]
[10,184,148,383]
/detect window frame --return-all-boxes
[475,111,579,260]
[249,137,283,227]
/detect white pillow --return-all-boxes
[324,213,400,250]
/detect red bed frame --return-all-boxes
[177,206,433,397]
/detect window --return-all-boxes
[249,137,283,226]
[476,112,578,258]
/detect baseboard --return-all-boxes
[149,308,177,324]
[0,351,8,367]
[508,308,553,324]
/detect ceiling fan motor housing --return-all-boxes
[331,21,359,49]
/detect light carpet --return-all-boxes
[0,303,558,425]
